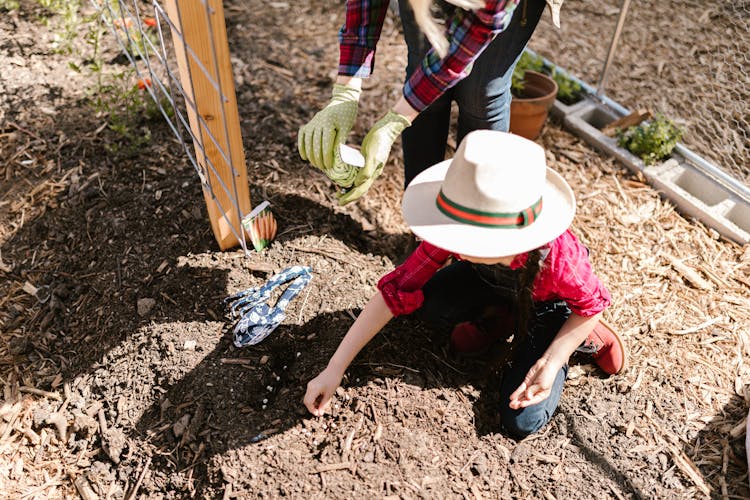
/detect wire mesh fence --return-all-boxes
[705,1,750,184]
[93,0,252,251]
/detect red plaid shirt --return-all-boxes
[338,0,520,111]
[378,230,611,317]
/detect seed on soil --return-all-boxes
[260,355,269,364]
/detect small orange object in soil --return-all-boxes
[137,78,152,90]
[143,17,157,28]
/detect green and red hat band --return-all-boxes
[436,190,543,228]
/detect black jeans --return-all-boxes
[414,260,570,438]
[397,0,548,186]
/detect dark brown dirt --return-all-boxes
[1,0,749,499]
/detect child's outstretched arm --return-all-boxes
[304,291,393,416]
[509,312,601,410]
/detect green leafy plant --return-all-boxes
[0,0,82,52]
[511,51,544,97]
[616,113,683,165]
[512,51,584,105]
[34,0,171,154]
[4,0,164,153]
[37,0,82,54]
[551,67,583,105]
[88,70,173,154]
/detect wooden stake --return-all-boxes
[165,0,251,250]
[601,108,652,137]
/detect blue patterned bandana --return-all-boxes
[225,266,313,347]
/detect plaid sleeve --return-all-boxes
[338,0,391,78]
[377,241,452,316]
[404,0,519,111]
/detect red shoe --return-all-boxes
[578,319,628,375]
[450,322,498,354]
[450,307,515,355]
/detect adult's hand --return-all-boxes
[338,110,411,205]
[298,83,361,171]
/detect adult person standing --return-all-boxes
[298,0,561,204]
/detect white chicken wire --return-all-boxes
[700,1,750,186]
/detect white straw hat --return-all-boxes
[402,130,576,258]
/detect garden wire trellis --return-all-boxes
[94,0,252,252]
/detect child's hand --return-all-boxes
[508,357,561,410]
[303,367,343,416]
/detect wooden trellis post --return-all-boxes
[164,0,251,250]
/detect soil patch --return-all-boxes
[1,1,748,498]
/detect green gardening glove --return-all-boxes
[298,83,361,171]
[338,110,411,205]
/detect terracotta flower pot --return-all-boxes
[509,70,558,140]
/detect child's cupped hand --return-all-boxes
[508,357,561,410]
[303,367,343,416]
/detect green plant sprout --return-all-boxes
[616,113,683,165]
[511,51,545,96]
[89,70,174,154]
[550,67,583,105]
[29,0,83,54]
[512,50,584,105]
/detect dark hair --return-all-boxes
[514,248,543,346]
[489,248,543,369]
